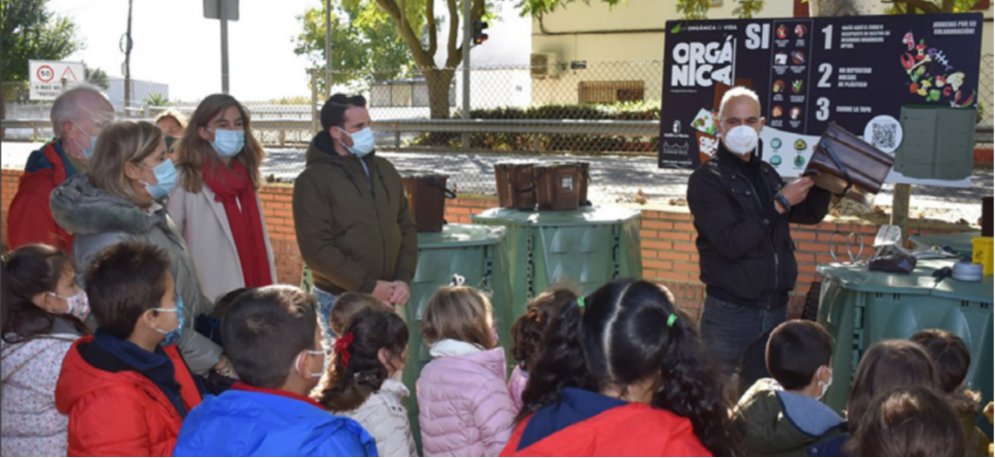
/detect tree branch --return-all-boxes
[427,0,437,59]
[374,0,435,69]
[444,0,461,69]
[893,0,942,13]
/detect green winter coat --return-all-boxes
[733,378,847,457]
[293,131,418,295]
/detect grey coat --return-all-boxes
[50,174,222,376]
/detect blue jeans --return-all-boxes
[314,287,337,352]
[699,296,787,376]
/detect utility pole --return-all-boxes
[123,0,134,116]
[460,0,472,151]
[325,0,333,98]
[220,0,230,93]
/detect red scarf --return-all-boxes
[202,158,273,288]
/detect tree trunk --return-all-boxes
[1,88,6,140]
[424,69,455,120]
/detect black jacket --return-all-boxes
[687,146,831,308]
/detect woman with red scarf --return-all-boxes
[168,94,276,305]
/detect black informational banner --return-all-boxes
[658,13,982,185]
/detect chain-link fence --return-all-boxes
[2,57,992,223]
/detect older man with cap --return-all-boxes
[8,84,115,251]
[687,87,831,376]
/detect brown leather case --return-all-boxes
[494,163,537,211]
[400,172,455,233]
[534,163,581,211]
[805,122,895,205]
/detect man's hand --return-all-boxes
[389,281,410,306]
[780,177,815,207]
[372,280,396,304]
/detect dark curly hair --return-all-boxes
[518,279,739,456]
[511,289,577,371]
[317,309,409,412]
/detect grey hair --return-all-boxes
[50,83,113,136]
[718,86,761,120]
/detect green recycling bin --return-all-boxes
[401,223,514,454]
[471,206,642,319]
[817,259,993,435]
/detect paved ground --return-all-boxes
[3,141,989,223]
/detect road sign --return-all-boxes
[203,0,239,21]
[29,60,85,101]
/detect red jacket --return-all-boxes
[501,403,712,457]
[55,336,202,457]
[8,140,75,252]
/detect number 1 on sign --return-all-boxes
[821,25,833,50]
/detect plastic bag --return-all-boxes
[868,244,918,274]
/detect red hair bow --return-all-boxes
[334,333,354,367]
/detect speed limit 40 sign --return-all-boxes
[29,60,85,101]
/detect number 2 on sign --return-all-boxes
[817,63,833,88]
[821,25,833,50]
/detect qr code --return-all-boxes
[871,122,897,150]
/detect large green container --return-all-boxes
[471,206,642,318]
[402,223,514,453]
[817,259,993,435]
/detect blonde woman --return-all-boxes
[50,121,225,376]
[169,94,276,303]
[155,109,188,159]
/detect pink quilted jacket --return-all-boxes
[508,366,528,414]
[416,340,514,457]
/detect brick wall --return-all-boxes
[1,169,973,319]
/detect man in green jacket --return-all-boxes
[293,94,418,345]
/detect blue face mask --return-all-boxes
[140,159,179,201]
[70,121,98,159]
[209,129,246,157]
[151,296,185,346]
[337,127,375,157]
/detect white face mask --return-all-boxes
[48,290,90,320]
[817,366,833,400]
[722,125,760,156]
[298,350,328,379]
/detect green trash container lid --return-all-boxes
[818,260,994,301]
[417,224,507,249]
[473,206,641,227]
[909,231,981,258]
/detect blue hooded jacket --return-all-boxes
[173,387,378,457]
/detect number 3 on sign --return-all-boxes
[821,25,833,50]
[816,97,831,121]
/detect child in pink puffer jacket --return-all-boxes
[508,289,577,412]
[416,286,514,457]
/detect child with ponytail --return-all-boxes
[317,308,417,457]
[503,279,737,457]
[509,289,577,412]
[1,244,90,457]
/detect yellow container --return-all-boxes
[972,237,994,276]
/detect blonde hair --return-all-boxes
[422,286,495,349]
[88,121,163,206]
[155,109,188,129]
[175,94,265,193]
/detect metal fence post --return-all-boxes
[310,69,319,136]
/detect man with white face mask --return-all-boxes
[293,94,418,350]
[687,87,831,376]
[8,84,114,252]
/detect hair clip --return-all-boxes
[334,332,354,366]
[450,274,466,287]
[667,313,678,328]
[577,297,586,309]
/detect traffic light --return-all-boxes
[473,20,488,46]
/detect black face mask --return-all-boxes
[164,136,177,152]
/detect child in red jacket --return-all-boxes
[502,279,737,457]
[55,242,202,457]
